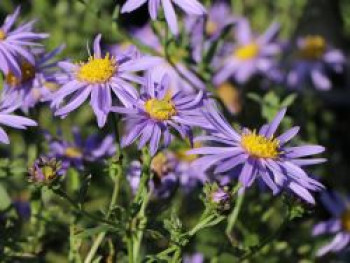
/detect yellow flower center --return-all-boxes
[77,54,116,83]
[299,35,326,60]
[241,131,280,159]
[234,43,259,60]
[6,62,36,87]
[0,30,6,40]
[341,210,350,232]
[206,20,218,36]
[144,95,176,121]
[65,147,82,158]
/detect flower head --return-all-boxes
[2,45,64,113]
[0,7,48,77]
[287,35,345,90]
[188,104,325,204]
[312,192,350,256]
[121,0,206,35]
[214,19,281,85]
[112,75,207,156]
[46,128,116,172]
[28,156,63,184]
[51,34,161,127]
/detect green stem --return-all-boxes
[226,192,245,241]
[84,115,123,263]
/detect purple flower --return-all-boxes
[312,192,350,257]
[287,35,345,90]
[186,1,237,63]
[50,34,161,127]
[214,18,281,85]
[28,156,63,184]
[46,128,116,172]
[121,0,206,35]
[112,75,207,156]
[2,45,64,113]
[0,7,48,77]
[183,253,204,263]
[0,96,37,144]
[188,105,325,204]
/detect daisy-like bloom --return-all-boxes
[46,128,116,172]
[112,75,206,156]
[0,7,48,77]
[312,192,350,257]
[188,105,325,203]
[2,46,64,113]
[121,0,206,35]
[0,95,37,144]
[50,34,161,127]
[287,35,345,91]
[28,156,63,184]
[213,18,281,85]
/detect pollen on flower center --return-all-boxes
[144,96,176,121]
[206,20,218,36]
[234,43,259,60]
[6,62,36,87]
[0,30,6,40]
[65,147,82,158]
[77,54,116,83]
[299,35,326,60]
[241,131,280,159]
[341,210,350,232]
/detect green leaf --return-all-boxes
[0,183,12,211]
[281,93,298,107]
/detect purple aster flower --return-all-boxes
[50,34,161,127]
[46,128,116,172]
[188,105,325,204]
[214,18,281,85]
[183,253,204,263]
[112,75,207,156]
[312,192,350,257]
[0,7,48,77]
[287,35,345,90]
[2,45,64,113]
[0,95,37,144]
[121,0,206,35]
[28,156,63,184]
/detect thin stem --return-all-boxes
[226,192,245,241]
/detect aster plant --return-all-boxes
[51,34,161,127]
[112,75,206,156]
[0,7,48,77]
[313,192,350,257]
[121,0,206,35]
[188,105,325,204]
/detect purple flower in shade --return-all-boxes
[111,25,205,93]
[13,200,31,220]
[188,105,325,204]
[183,253,204,263]
[0,7,48,77]
[121,0,206,35]
[312,192,350,257]
[127,151,178,198]
[2,45,64,113]
[28,156,63,184]
[0,95,37,144]
[213,18,281,85]
[287,35,345,91]
[50,34,161,127]
[185,1,237,63]
[46,128,116,172]
[111,75,207,156]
